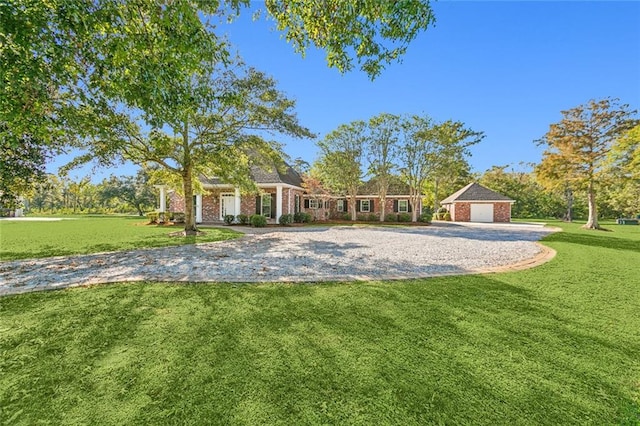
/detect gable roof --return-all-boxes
[201,163,303,188]
[441,182,514,204]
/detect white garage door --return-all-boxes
[470,204,494,222]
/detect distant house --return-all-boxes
[441,182,514,223]
[304,177,419,221]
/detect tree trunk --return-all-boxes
[349,188,358,221]
[379,195,386,222]
[136,203,144,216]
[181,120,199,235]
[564,188,573,222]
[583,181,600,229]
[410,192,419,222]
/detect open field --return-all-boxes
[0,215,241,261]
[0,221,639,424]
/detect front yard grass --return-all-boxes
[0,221,639,424]
[0,215,241,261]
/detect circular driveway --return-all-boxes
[0,223,556,296]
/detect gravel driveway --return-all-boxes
[0,222,556,296]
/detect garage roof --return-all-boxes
[441,182,514,204]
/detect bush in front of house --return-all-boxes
[236,214,249,225]
[171,212,185,223]
[443,212,451,221]
[385,213,398,222]
[146,212,159,224]
[250,214,267,227]
[279,214,293,226]
[368,213,379,221]
[294,212,311,223]
[398,213,411,222]
[224,214,235,225]
[341,213,351,221]
[356,214,368,221]
[419,213,432,223]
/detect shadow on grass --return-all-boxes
[543,230,640,253]
[2,275,638,424]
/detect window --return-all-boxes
[360,199,370,213]
[261,194,272,218]
[398,200,409,213]
[308,199,319,209]
[337,199,345,212]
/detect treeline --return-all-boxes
[24,169,156,216]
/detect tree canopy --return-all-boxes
[536,98,638,229]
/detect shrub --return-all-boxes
[146,212,159,224]
[279,214,293,226]
[341,213,351,221]
[223,214,235,225]
[368,213,379,221]
[236,214,249,225]
[172,212,185,223]
[250,214,267,227]
[443,212,451,221]
[419,213,432,223]
[294,212,311,223]
[385,213,398,222]
[398,213,411,222]
[356,214,368,222]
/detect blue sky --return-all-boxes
[51,1,640,181]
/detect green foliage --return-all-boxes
[341,213,351,221]
[294,212,311,223]
[419,213,432,223]
[223,214,235,225]
[236,214,249,225]
[367,213,379,222]
[0,216,240,261]
[278,213,293,226]
[385,214,398,222]
[356,214,368,222]
[0,127,48,208]
[172,212,185,223]
[264,0,436,78]
[536,98,639,228]
[250,214,267,227]
[398,213,411,222]
[443,212,451,221]
[146,212,159,224]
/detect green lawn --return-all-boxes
[0,221,639,424]
[0,215,241,261]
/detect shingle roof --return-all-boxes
[201,163,303,188]
[441,182,514,204]
[357,176,411,195]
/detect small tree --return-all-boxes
[301,170,331,221]
[316,121,366,220]
[367,113,400,221]
[536,98,638,229]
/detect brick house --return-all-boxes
[303,178,420,221]
[440,182,514,223]
[164,164,306,223]
[160,166,419,223]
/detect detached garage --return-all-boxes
[441,183,514,223]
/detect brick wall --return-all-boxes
[169,192,185,213]
[493,202,511,222]
[202,193,219,222]
[453,202,471,222]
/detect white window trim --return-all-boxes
[398,200,409,213]
[337,199,345,212]
[360,200,370,213]
[308,199,319,209]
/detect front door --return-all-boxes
[220,193,236,219]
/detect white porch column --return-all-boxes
[234,188,241,218]
[276,185,283,222]
[195,194,202,223]
[154,185,167,212]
